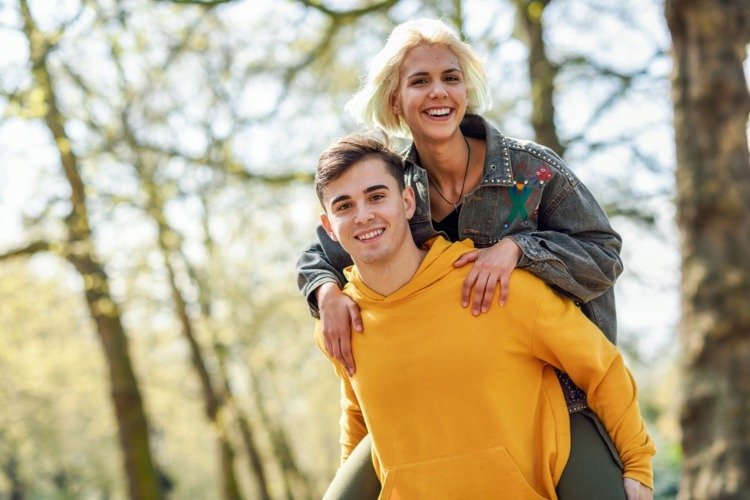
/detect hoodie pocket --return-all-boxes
[379,446,545,500]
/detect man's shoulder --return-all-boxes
[507,268,544,289]
[506,270,562,307]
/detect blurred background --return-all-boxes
[0,0,747,498]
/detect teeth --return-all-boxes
[356,229,384,241]
[427,108,450,116]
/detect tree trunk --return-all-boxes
[665,1,750,498]
[248,371,314,500]
[19,2,163,497]
[3,454,25,500]
[117,112,246,495]
[182,196,273,500]
[230,382,274,500]
[68,256,163,500]
[151,199,244,500]
[512,0,565,155]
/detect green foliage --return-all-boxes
[0,261,120,497]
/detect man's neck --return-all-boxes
[354,240,427,296]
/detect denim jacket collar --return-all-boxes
[403,114,515,187]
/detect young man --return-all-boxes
[313,134,655,499]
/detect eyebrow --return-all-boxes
[406,67,462,79]
[330,184,390,206]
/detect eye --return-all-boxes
[409,77,427,86]
[445,74,461,82]
[334,202,352,212]
[370,193,386,202]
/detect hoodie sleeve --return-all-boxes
[336,369,369,463]
[522,275,655,488]
[314,321,368,462]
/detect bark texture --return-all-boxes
[665,1,750,497]
[512,0,565,155]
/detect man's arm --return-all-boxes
[521,273,655,488]
[336,369,368,463]
[314,321,368,462]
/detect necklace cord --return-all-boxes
[429,135,471,210]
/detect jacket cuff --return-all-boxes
[304,277,342,318]
[505,233,539,269]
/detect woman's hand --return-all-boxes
[316,282,362,376]
[623,478,653,500]
[452,238,522,315]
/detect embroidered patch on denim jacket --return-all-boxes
[503,165,554,228]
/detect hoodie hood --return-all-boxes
[343,237,475,306]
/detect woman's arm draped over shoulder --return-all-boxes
[296,225,354,317]
[297,225,362,375]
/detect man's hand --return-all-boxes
[452,238,522,315]
[623,478,653,500]
[317,282,362,376]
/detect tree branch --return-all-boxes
[0,241,51,261]
[296,0,400,20]
[158,0,233,5]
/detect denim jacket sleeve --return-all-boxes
[506,166,623,305]
[296,225,353,318]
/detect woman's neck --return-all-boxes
[413,132,469,183]
[413,132,487,221]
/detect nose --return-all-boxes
[354,205,374,224]
[429,81,448,99]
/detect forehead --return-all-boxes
[323,157,397,202]
[401,44,460,73]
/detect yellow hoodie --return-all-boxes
[315,237,654,499]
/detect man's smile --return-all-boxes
[355,228,385,241]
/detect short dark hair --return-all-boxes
[315,134,405,208]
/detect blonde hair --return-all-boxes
[346,18,491,138]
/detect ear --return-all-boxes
[391,92,402,116]
[320,212,338,241]
[320,212,338,242]
[403,185,417,219]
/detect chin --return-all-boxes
[416,124,460,142]
[356,249,391,267]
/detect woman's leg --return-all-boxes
[322,434,381,500]
[556,408,627,500]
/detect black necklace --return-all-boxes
[429,135,471,211]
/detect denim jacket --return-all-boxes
[296,115,622,343]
